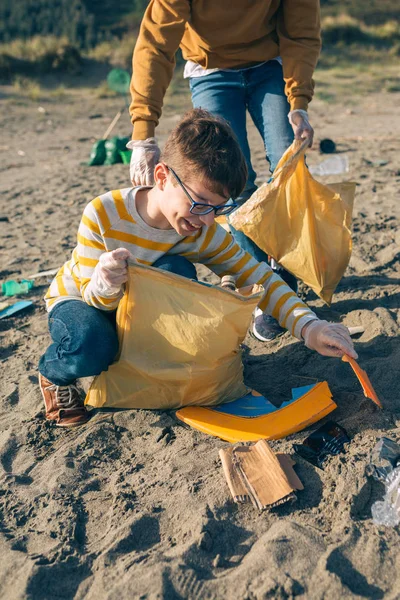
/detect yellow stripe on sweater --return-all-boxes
[81,214,100,236]
[236,263,259,287]
[281,301,307,330]
[92,196,111,232]
[77,232,105,251]
[271,291,297,321]
[112,189,136,224]
[105,229,174,252]
[199,224,217,253]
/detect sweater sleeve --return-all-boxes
[277,0,321,111]
[130,0,190,140]
[77,202,124,311]
[197,225,317,339]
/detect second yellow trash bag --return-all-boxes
[85,264,264,410]
[229,141,356,305]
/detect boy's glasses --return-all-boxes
[167,166,238,216]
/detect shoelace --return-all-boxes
[47,383,80,409]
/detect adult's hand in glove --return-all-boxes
[302,320,358,359]
[288,109,314,148]
[91,248,133,296]
[126,137,161,186]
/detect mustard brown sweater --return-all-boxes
[130,0,321,139]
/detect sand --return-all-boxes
[0,83,399,599]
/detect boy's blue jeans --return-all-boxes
[190,60,294,265]
[39,256,197,386]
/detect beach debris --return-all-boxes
[0,300,33,319]
[2,279,34,297]
[309,154,349,176]
[293,421,350,469]
[366,437,400,527]
[88,140,106,166]
[319,138,336,154]
[348,326,365,336]
[176,382,336,443]
[38,106,46,114]
[220,275,237,292]
[220,439,303,510]
[28,268,59,280]
[342,355,382,408]
[87,136,131,166]
[362,158,389,168]
[17,150,25,157]
[0,216,9,222]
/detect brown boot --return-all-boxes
[39,374,90,427]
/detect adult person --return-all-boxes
[127,0,321,341]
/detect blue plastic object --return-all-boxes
[291,384,316,400]
[212,384,318,418]
[0,300,33,319]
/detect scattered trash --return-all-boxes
[293,421,350,469]
[366,437,400,527]
[348,326,365,336]
[0,300,33,319]
[88,68,132,167]
[342,355,382,408]
[88,140,106,166]
[0,216,9,223]
[362,158,389,168]
[2,279,34,297]
[220,275,237,292]
[28,268,59,280]
[17,150,26,157]
[309,154,349,176]
[0,301,8,311]
[230,140,355,304]
[319,138,336,154]
[38,106,46,114]
[176,381,336,443]
[220,439,303,510]
[104,136,130,166]
[89,113,103,119]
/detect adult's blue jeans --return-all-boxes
[39,255,197,386]
[190,60,294,266]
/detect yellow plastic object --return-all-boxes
[342,355,382,408]
[85,264,264,410]
[176,381,336,443]
[229,140,356,305]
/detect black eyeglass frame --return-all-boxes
[167,166,238,216]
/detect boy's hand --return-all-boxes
[302,320,358,359]
[126,138,160,186]
[288,110,314,148]
[92,248,133,296]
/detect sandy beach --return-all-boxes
[0,78,399,599]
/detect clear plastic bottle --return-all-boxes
[220,275,237,292]
[2,279,34,297]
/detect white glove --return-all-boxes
[126,137,161,186]
[288,109,314,148]
[302,319,358,359]
[90,248,133,297]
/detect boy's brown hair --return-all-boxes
[161,108,248,200]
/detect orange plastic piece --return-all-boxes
[342,355,382,408]
[176,381,336,443]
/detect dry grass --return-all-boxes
[12,76,42,101]
[87,34,135,70]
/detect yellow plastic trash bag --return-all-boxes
[85,264,264,410]
[230,141,356,305]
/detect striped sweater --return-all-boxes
[45,187,317,339]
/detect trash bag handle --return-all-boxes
[269,139,309,184]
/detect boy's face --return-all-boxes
[155,164,229,236]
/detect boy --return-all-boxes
[39,109,356,427]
